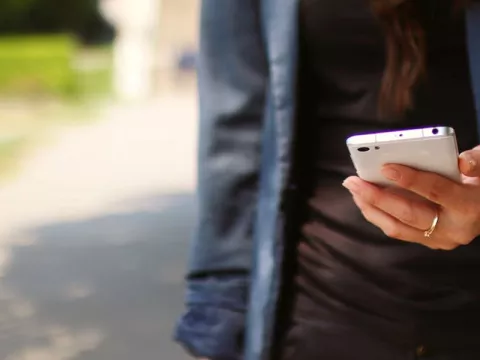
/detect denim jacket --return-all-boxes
[174,1,480,359]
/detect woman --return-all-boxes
[175,1,480,359]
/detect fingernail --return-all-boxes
[381,166,400,181]
[342,179,360,193]
[461,153,477,173]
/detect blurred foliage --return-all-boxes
[0,0,36,31]
[0,0,113,44]
[0,35,112,98]
[0,35,77,96]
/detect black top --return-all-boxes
[293,0,480,350]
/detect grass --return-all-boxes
[0,35,114,99]
[0,35,114,177]
[0,35,78,96]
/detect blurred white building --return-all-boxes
[100,0,199,101]
[100,0,161,101]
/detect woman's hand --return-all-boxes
[343,146,480,250]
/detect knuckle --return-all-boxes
[398,169,418,190]
[365,189,382,208]
[397,204,414,225]
[383,224,401,239]
[355,200,367,212]
[362,210,373,223]
[426,178,450,202]
[358,199,369,211]
[369,194,380,207]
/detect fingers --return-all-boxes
[343,177,437,231]
[380,164,466,209]
[351,195,429,246]
[352,195,459,251]
[459,147,480,177]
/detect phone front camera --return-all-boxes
[432,128,439,135]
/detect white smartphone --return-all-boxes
[346,126,461,186]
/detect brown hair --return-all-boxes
[371,0,469,116]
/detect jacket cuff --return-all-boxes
[174,276,249,360]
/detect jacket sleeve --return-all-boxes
[174,0,268,359]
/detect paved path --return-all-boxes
[0,93,197,360]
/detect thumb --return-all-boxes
[459,146,480,177]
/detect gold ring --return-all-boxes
[424,212,439,238]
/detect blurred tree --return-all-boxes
[0,0,114,44]
[0,0,36,32]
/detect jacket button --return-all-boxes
[416,345,427,357]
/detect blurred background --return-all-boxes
[0,0,198,359]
